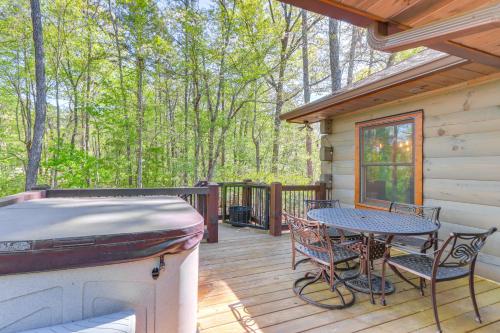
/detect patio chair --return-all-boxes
[305,199,362,271]
[305,199,362,241]
[387,202,442,252]
[380,227,497,333]
[284,213,358,309]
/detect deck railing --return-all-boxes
[219,180,328,236]
[220,181,270,229]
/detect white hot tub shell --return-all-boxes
[0,195,204,333]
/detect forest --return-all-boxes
[0,0,416,196]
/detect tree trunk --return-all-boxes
[108,0,132,186]
[368,48,375,75]
[183,74,189,184]
[329,18,341,92]
[26,0,47,190]
[346,25,359,86]
[251,85,261,173]
[136,56,145,188]
[84,11,92,186]
[271,36,288,175]
[386,53,396,67]
[301,9,313,181]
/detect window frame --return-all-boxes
[354,111,423,210]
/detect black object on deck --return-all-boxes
[229,205,252,227]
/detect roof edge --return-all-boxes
[280,54,468,123]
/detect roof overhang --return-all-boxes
[281,54,499,123]
[279,0,500,68]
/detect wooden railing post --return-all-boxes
[316,181,327,200]
[242,179,252,207]
[194,180,207,225]
[221,183,227,223]
[269,182,282,236]
[206,183,219,243]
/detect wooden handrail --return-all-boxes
[0,191,46,208]
[282,184,320,191]
[46,187,209,197]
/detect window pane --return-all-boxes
[363,166,392,203]
[395,166,414,204]
[362,165,414,204]
[363,126,394,163]
[395,123,414,163]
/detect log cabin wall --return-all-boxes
[320,77,500,280]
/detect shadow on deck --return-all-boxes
[198,223,500,333]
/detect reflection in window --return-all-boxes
[360,120,415,206]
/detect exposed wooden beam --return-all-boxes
[367,4,500,53]
[433,42,500,69]
[391,0,457,25]
[277,0,390,28]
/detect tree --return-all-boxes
[346,25,359,86]
[329,18,341,92]
[268,2,301,175]
[26,0,47,190]
[301,9,313,181]
[1,0,404,196]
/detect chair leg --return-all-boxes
[291,248,296,270]
[294,258,311,270]
[381,259,387,306]
[366,236,375,305]
[389,264,421,290]
[469,270,482,323]
[430,280,442,333]
[419,278,425,296]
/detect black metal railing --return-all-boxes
[219,180,327,232]
[282,185,322,221]
[220,181,270,229]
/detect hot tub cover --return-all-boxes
[0,196,204,275]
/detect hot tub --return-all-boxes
[0,195,204,333]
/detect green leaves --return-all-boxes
[1,0,406,195]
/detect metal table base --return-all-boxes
[342,270,395,295]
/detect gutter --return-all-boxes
[367,4,500,53]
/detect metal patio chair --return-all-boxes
[381,227,497,333]
[305,199,362,241]
[388,202,442,252]
[305,199,362,271]
[285,213,358,309]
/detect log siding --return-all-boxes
[320,77,500,280]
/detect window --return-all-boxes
[355,111,423,209]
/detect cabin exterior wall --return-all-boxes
[320,77,500,280]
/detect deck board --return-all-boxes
[198,224,500,333]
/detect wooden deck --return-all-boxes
[198,224,500,333]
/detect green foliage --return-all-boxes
[0,0,402,196]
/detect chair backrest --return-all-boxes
[305,199,341,212]
[436,227,497,268]
[389,202,441,226]
[284,212,333,263]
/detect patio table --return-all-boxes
[307,207,438,298]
